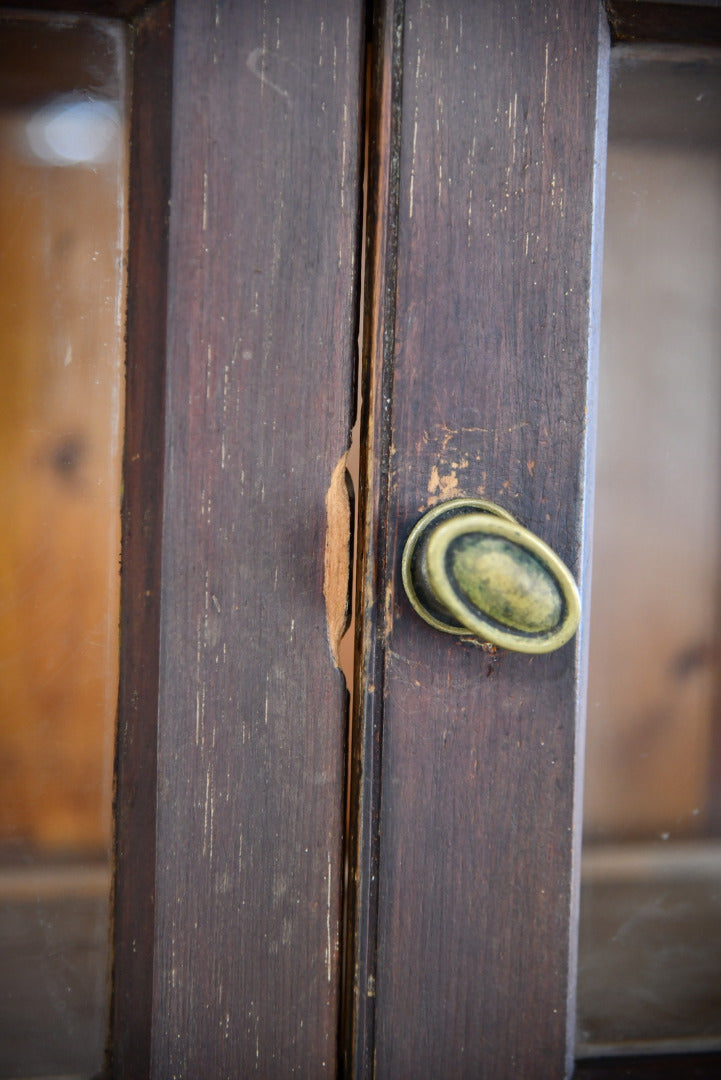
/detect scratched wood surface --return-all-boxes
[353,2,608,1077]
[149,1,364,1076]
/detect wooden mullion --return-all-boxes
[148,2,365,1075]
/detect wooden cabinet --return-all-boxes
[10,0,718,1076]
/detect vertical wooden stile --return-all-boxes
[114,1,366,1075]
[350,2,608,1077]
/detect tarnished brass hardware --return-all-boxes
[401,497,580,654]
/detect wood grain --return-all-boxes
[149,1,364,1075]
[354,2,608,1076]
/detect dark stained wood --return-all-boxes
[605,0,721,44]
[344,2,403,1076]
[353,1,609,1076]
[111,3,172,1077]
[149,1,364,1075]
[575,1052,721,1078]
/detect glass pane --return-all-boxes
[578,46,721,1057]
[0,14,127,1077]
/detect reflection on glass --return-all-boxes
[0,15,127,1077]
[578,46,721,1057]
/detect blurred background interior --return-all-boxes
[578,44,721,1059]
[0,13,126,1078]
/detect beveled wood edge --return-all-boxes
[566,1,611,1071]
[110,2,173,1077]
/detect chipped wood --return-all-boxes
[324,451,352,668]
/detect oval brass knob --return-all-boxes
[401,498,580,654]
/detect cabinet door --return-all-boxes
[347,2,606,1078]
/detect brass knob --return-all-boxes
[401,498,580,654]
